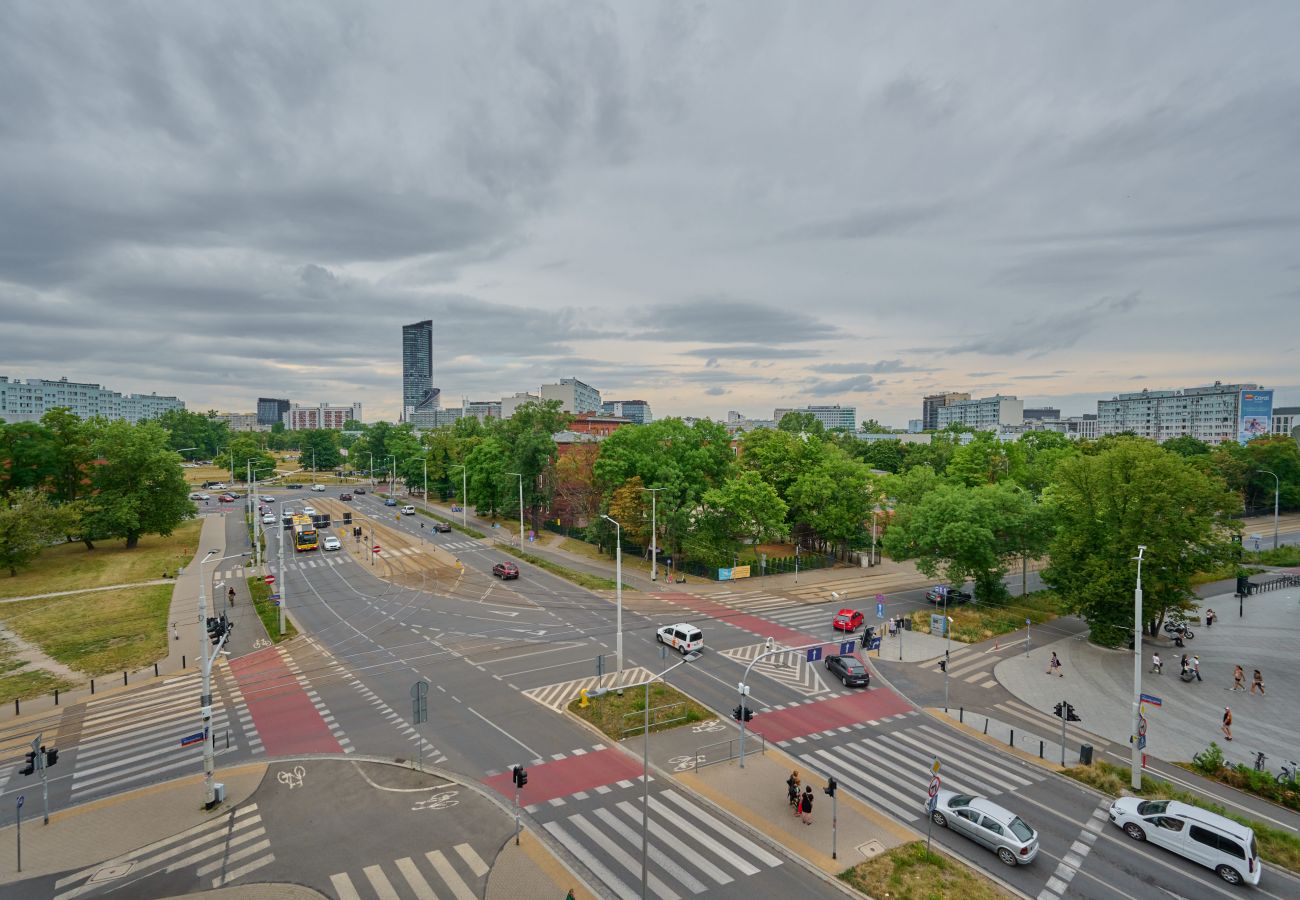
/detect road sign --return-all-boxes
[931,758,941,774]
[1138,735,1147,750]
[1140,693,1162,708]
[867,636,882,651]
[928,775,941,798]
[411,680,429,725]
[179,730,205,748]
[926,794,938,814]
[264,574,275,585]
[806,647,823,663]
[839,640,856,655]
[268,593,280,601]
[1138,715,1147,737]
[876,601,885,619]
[372,545,381,554]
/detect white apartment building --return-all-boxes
[0,376,184,424]
[500,392,538,418]
[936,395,1023,431]
[772,404,857,431]
[284,402,363,430]
[1097,382,1256,444]
[540,378,602,414]
[1273,407,1300,437]
[212,412,266,432]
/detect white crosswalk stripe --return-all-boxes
[68,669,254,803]
[540,787,782,899]
[328,842,488,900]
[720,643,829,696]
[522,667,656,712]
[53,803,271,899]
[796,723,1047,822]
[710,589,798,615]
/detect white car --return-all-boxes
[311,484,326,492]
[1110,798,1261,885]
[198,493,211,501]
[323,536,341,551]
[401,505,416,515]
[210,482,226,490]
[656,623,704,655]
[261,513,275,524]
[303,506,316,516]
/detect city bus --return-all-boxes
[291,513,318,552]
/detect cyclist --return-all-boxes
[228,587,236,606]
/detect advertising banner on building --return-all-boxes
[1237,389,1274,445]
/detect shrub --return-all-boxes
[1191,742,1226,776]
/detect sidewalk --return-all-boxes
[162,512,230,672]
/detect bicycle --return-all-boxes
[1252,750,1268,773]
[1278,759,1297,786]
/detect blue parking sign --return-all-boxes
[839,640,857,655]
[806,646,823,662]
[876,601,885,619]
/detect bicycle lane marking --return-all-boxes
[480,747,643,805]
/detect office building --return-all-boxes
[500,392,539,418]
[0,376,184,424]
[1273,407,1300,437]
[907,419,924,433]
[213,412,264,432]
[1097,382,1260,444]
[936,395,1024,431]
[257,398,290,427]
[541,378,602,414]
[600,399,653,424]
[285,402,363,430]
[402,320,439,426]
[465,400,502,420]
[772,405,857,431]
[921,392,970,431]
[1023,407,1061,421]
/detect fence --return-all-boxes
[1254,573,1300,593]
[688,733,766,770]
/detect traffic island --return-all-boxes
[566,682,713,739]
[839,841,1015,900]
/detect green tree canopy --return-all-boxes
[777,411,824,434]
[786,451,877,551]
[83,421,194,548]
[0,489,78,576]
[700,469,788,549]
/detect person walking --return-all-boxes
[566,890,576,900]
[1180,654,1190,676]
[1045,652,1063,676]
[1251,669,1266,696]
[787,770,801,808]
[1231,665,1245,691]
[1151,652,1163,674]
[228,586,236,606]
[1221,706,1233,741]
[1192,655,1202,682]
[800,785,814,824]
[1205,608,1216,628]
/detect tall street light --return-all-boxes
[1258,469,1280,550]
[506,472,524,547]
[602,514,625,674]
[1131,545,1146,790]
[388,455,396,492]
[450,464,467,527]
[198,549,246,808]
[642,486,664,581]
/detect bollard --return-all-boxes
[91,679,95,695]
[1010,728,1015,747]
[154,663,159,677]
[984,717,989,735]
[183,655,186,669]
[13,698,18,716]
[55,689,59,706]
[1039,740,1044,758]
[123,670,128,686]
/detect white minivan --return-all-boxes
[1110,798,1261,885]
[656,623,704,655]
[401,505,416,515]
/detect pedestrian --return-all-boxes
[1180,654,1190,675]
[1232,665,1245,691]
[172,621,179,641]
[566,890,576,900]
[1151,652,1162,674]
[1205,608,1215,628]
[787,770,801,808]
[800,785,814,824]
[1251,669,1265,696]
[1221,706,1233,741]
[1192,655,1202,682]
[1045,652,1063,677]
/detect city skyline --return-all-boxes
[2,4,1298,424]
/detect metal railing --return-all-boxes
[689,734,766,771]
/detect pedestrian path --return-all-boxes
[52,801,273,898]
[921,642,1013,689]
[719,642,829,696]
[521,667,656,713]
[709,588,803,616]
[436,539,483,553]
[328,841,490,900]
[793,720,1048,822]
[66,669,251,805]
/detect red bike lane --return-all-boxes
[228,647,342,755]
[482,747,644,805]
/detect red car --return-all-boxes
[492,562,520,580]
[218,493,237,503]
[832,608,864,631]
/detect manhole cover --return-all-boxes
[89,863,134,883]
[855,840,885,860]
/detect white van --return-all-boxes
[311,484,326,492]
[1110,798,1261,885]
[656,623,704,655]
[401,505,416,515]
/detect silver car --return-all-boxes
[929,790,1039,866]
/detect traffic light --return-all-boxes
[823,777,837,798]
[732,705,743,721]
[938,658,947,672]
[44,747,59,767]
[1054,701,1064,718]
[512,765,528,788]
[1066,703,1081,722]
[20,750,36,776]
[744,707,753,722]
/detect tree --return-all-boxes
[1043,439,1238,645]
[0,420,56,498]
[860,418,892,434]
[946,432,1013,487]
[786,453,877,553]
[466,436,509,517]
[738,428,827,508]
[857,438,904,473]
[777,411,824,434]
[82,421,195,548]
[215,435,277,483]
[156,409,229,459]
[0,490,78,576]
[1163,435,1211,458]
[607,477,651,547]
[297,429,342,471]
[700,470,788,549]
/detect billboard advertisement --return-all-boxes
[1237,389,1274,445]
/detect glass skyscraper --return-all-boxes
[402,320,439,425]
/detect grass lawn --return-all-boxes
[247,576,296,643]
[910,590,1064,644]
[0,636,77,704]
[839,841,1013,900]
[184,464,231,485]
[567,682,713,740]
[0,518,202,599]
[0,582,173,677]
[1063,760,1300,874]
[502,545,620,591]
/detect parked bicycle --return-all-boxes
[1278,759,1297,787]
[1252,750,1268,773]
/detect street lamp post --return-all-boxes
[642,487,664,581]
[602,514,625,675]
[368,451,374,485]
[198,549,245,808]
[507,472,524,546]
[389,455,396,492]
[1258,469,1280,550]
[1131,545,1146,790]
[422,457,428,508]
[942,591,952,710]
[450,464,467,527]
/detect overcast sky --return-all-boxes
[3,2,1298,426]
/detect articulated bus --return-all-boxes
[291,513,318,552]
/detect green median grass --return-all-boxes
[247,576,296,643]
[910,589,1064,644]
[567,682,712,740]
[839,842,1013,899]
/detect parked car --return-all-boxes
[354,487,366,494]
[433,522,452,533]
[832,608,864,631]
[189,492,203,500]
[339,493,353,501]
[655,623,704,655]
[384,498,398,507]
[492,561,520,580]
[1109,798,1260,885]
[322,535,341,551]
[825,654,870,687]
[929,790,1039,866]
[209,482,227,490]
[926,586,972,605]
[197,493,211,501]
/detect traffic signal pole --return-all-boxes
[739,639,833,767]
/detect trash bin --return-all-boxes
[1079,744,1094,766]
[902,617,912,631]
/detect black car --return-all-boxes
[354,487,366,494]
[287,484,303,489]
[339,493,353,501]
[926,587,972,605]
[433,522,452,533]
[825,654,871,687]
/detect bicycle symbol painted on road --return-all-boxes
[690,719,725,734]
[668,754,705,772]
[252,638,272,649]
[277,765,306,789]
[412,790,460,811]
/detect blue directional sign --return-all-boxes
[839,640,857,656]
[806,646,823,663]
[17,795,23,809]
[867,637,882,651]
[876,601,885,619]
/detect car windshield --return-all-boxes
[948,794,974,808]
[1135,800,1169,816]
[1009,818,1034,841]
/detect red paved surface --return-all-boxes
[228,647,342,755]
[482,747,643,804]
[748,685,915,743]
[652,592,814,645]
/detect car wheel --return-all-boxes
[656,633,664,644]
[997,847,1017,867]
[679,644,688,656]
[1123,822,1145,841]
[841,675,848,686]
[930,810,947,828]
[1215,865,1242,885]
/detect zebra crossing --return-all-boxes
[522,667,656,712]
[280,648,353,753]
[67,668,252,804]
[709,588,799,616]
[793,720,1047,822]
[52,802,272,898]
[927,643,1003,689]
[539,785,783,900]
[720,642,829,696]
[435,539,482,553]
[328,841,490,900]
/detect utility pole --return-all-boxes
[278,503,287,636]
[642,486,664,581]
[507,472,525,546]
[422,457,428,507]
[451,464,467,527]
[602,514,625,674]
[1131,545,1146,790]
[942,591,951,710]
[1259,469,1280,550]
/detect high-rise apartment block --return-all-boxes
[465,400,502,420]
[285,403,363,430]
[0,376,184,424]
[213,412,263,431]
[1023,407,1061,421]
[402,320,439,426]
[600,399,652,424]
[257,397,289,426]
[1097,382,1262,444]
[772,405,857,431]
[541,378,602,414]
[936,395,1024,430]
[922,392,971,430]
